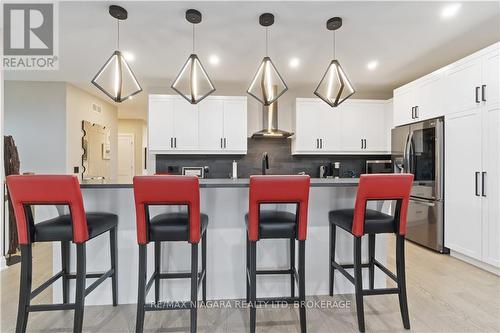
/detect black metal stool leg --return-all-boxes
[249,241,257,333]
[298,240,307,333]
[368,234,375,290]
[190,243,199,333]
[154,241,161,304]
[61,241,70,304]
[396,235,411,329]
[246,234,250,303]
[353,237,365,332]
[136,245,147,333]
[202,231,207,304]
[290,238,296,298]
[16,244,32,333]
[329,224,336,296]
[73,243,86,333]
[110,227,118,306]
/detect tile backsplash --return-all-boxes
[155,138,391,178]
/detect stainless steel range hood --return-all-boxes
[251,89,293,138]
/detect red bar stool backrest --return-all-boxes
[248,175,311,241]
[6,175,87,244]
[133,175,201,244]
[352,174,414,237]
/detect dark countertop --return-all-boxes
[80,178,359,189]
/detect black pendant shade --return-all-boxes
[91,6,142,103]
[314,17,355,107]
[172,9,215,104]
[247,13,288,106]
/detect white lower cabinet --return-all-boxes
[292,98,390,154]
[148,95,247,154]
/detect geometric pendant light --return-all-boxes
[314,17,355,107]
[247,13,288,106]
[172,9,216,104]
[91,5,142,103]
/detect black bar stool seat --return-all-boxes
[329,209,396,234]
[34,213,118,242]
[245,211,296,239]
[149,213,208,241]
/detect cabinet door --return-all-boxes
[198,99,224,150]
[362,103,386,152]
[173,99,198,150]
[482,96,500,267]
[445,110,483,260]
[482,48,500,111]
[148,98,174,151]
[445,57,482,115]
[415,73,444,120]
[295,101,323,151]
[340,103,367,152]
[318,102,341,151]
[393,87,415,126]
[223,99,247,151]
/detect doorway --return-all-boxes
[118,133,135,183]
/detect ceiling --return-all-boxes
[5,1,500,119]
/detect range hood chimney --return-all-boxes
[251,86,293,138]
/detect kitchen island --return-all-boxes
[52,178,390,305]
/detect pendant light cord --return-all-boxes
[265,26,269,57]
[192,24,195,54]
[117,19,120,50]
[332,30,336,60]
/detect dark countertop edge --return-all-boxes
[80,179,359,189]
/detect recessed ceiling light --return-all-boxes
[209,54,220,66]
[289,57,300,69]
[122,51,135,62]
[441,3,461,19]
[367,60,378,71]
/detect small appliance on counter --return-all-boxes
[319,165,330,178]
[366,160,393,174]
[182,167,205,178]
[332,162,341,179]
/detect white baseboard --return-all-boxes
[450,250,500,276]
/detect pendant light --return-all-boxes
[247,13,288,106]
[91,5,142,103]
[172,9,216,104]
[314,17,355,107]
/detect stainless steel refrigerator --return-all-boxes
[392,117,447,253]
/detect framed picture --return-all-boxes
[182,167,204,178]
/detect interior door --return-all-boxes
[445,110,483,260]
[223,99,247,151]
[148,98,174,151]
[198,99,224,150]
[173,99,198,150]
[118,134,135,183]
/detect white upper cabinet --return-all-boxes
[148,95,247,154]
[445,56,483,115]
[393,85,415,126]
[292,98,390,154]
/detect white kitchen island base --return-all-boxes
[52,179,389,305]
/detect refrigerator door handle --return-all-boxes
[404,132,413,174]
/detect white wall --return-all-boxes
[66,84,118,181]
[4,81,67,174]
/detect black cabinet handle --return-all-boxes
[475,86,480,103]
[361,139,363,149]
[482,172,487,197]
[411,107,415,119]
[364,139,367,149]
[174,137,177,148]
[321,139,323,149]
[221,138,223,148]
[482,85,486,102]
[224,138,227,148]
[475,172,480,196]
[415,106,419,118]
[170,137,173,148]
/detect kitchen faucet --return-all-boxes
[261,152,269,175]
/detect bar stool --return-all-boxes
[246,175,310,333]
[328,174,414,332]
[6,175,118,333]
[133,175,207,333]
